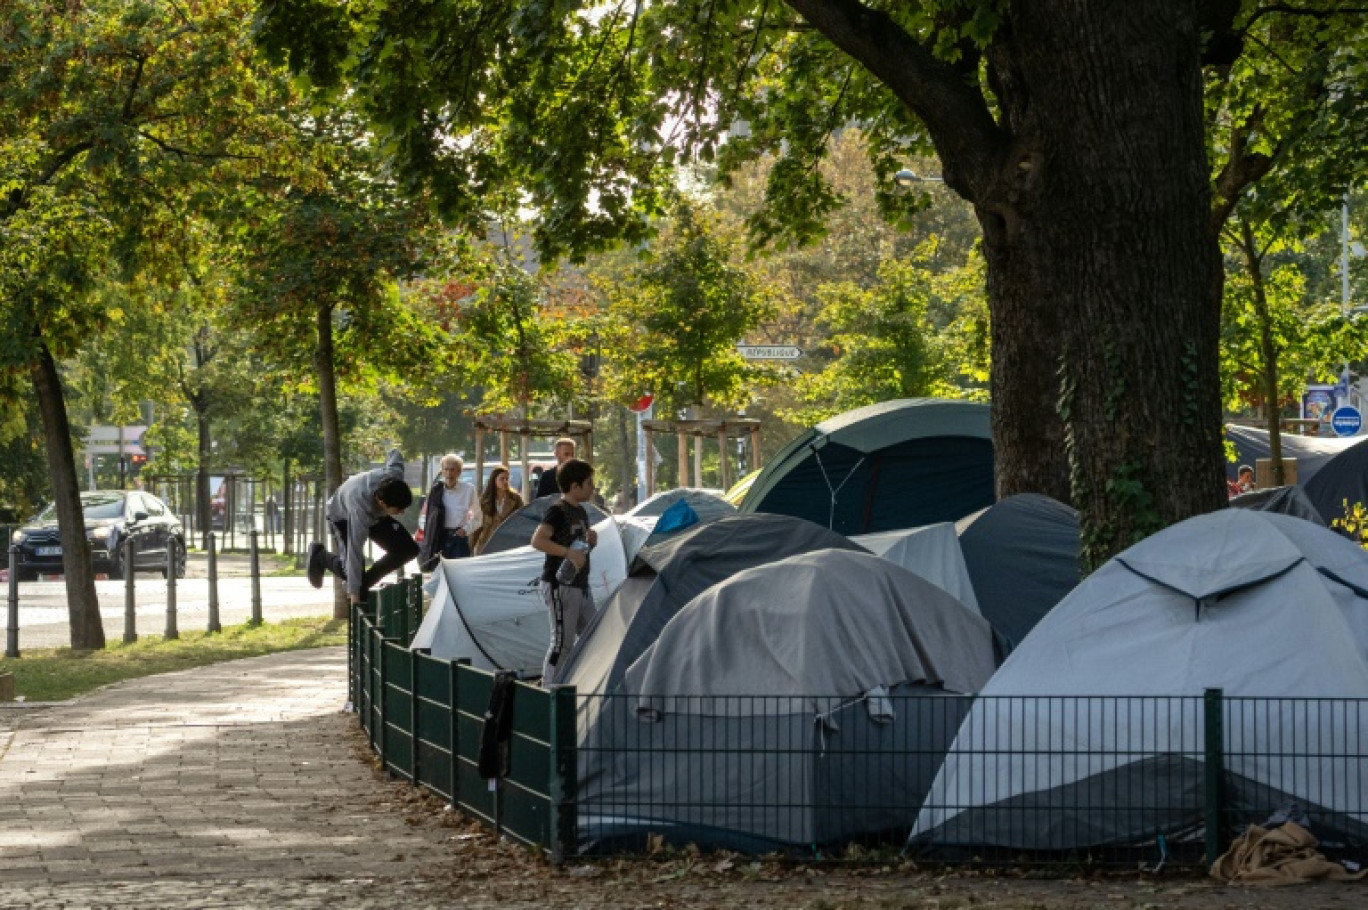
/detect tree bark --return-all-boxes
[30,344,105,650]
[196,409,212,550]
[980,1,1228,567]
[315,302,347,619]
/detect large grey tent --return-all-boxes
[478,495,608,556]
[1305,442,1368,527]
[912,510,1368,854]
[1227,484,1325,525]
[558,514,865,697]
[1224,424,1362,485]
[741,399,994,534]
[578,549,996,853]
[955,494,1081,655]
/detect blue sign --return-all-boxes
[1331,406,1362,437]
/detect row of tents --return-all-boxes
[409,399,1368,857]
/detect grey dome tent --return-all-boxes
[478,495,608,556]
[1223,424,1362,485]
[627,487,734,520]
[741,398,994,534]
[1305,442,1368,527]
[578,549,996,853]
[1228,484,1325,525]
[912,510,1368,855]
[558,513,865,698]
[955,494,1082,656]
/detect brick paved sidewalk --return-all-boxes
[0,648,470,909]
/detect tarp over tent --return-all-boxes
[853,524,980,614]
[955,494,1081,655]
[741,399,994,534]
[478,495,609,556]
[912,510,1368,853]
[410,516,627,676]
[1227,484,1325,525]
[558,514,865,697]
[579,549,996,852]
[627,487,733,520]
[1223,424,1362,484]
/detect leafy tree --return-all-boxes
[599,202,775,417]
[2,0,305,646]
[785,238,983,425]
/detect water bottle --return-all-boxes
[556,538,589,584]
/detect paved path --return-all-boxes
[0,648,467,908]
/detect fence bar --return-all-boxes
[207,532,221,633]
[1204,687,1225,866]
[122,538,137,644]
[548,685,578,864]
[5,544,18,658]
[249,527,262,626]
[164,539,178,640]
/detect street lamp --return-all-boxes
[893,169,944,188]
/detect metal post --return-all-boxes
[164,538,178,640]
[547,685,578,864]
[249,527,262,626]
[207,531,221,633]
[6,545,19,659]
[122,537,137,644]
[1204,688,1226,866]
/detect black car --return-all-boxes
[10,490,187,582]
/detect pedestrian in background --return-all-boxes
[307,449,418,604]
[535,437,577,500]
[471,465,524,555]
[417,454,482,571]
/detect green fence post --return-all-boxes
[449,659,461,809]
[547,685,578,864]
[1204,687,1226,866]
[410,647,420,786]
[376,630,388,768]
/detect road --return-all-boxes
[2,553,349,649]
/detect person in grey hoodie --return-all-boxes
[307,449,419,603]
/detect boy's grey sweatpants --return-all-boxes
[541,582,596,686]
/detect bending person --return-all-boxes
[307,449,419,603]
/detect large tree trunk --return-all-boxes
[31,344,105,649]
[984,1,1228,568]
[315,302,347,619]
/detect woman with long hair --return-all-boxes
[471,465,525,555]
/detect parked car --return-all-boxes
[10,490,187,581]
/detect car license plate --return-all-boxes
[35,546,61,556]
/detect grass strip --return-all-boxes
[0,616,347,703]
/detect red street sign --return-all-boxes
[629,393,654,413]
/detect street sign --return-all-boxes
[1332,406,1363,437]
[737,344,802,360]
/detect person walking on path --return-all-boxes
[470,465,524,555]
[307,449,418,604]
[534,437,577,500]
[530,458,598,685]
[417,454,482,570]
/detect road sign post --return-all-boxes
[1332,406,1363,437]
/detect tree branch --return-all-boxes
[781,0,1007,197]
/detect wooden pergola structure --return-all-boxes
[641,417,762,498]
[473,414,593,500]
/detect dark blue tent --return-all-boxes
[741,399,994,534]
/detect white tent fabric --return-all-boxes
[410,516,628,675]
[853,524,981,615]
[911,510,1368,850]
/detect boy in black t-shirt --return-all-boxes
[530,458,599,685]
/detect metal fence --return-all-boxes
[350,608,1368,867]
[143,473,327,554]
[351,580,577,861]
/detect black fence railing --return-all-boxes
[350,605,1368,867]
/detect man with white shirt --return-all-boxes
[417,453,483,571]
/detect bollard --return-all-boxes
[6,544,19,659]
[206,532,221,634]
[164,540,179,640]
[122,537,137,644]
[249,527,262,626]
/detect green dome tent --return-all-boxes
[741,398,994,534]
